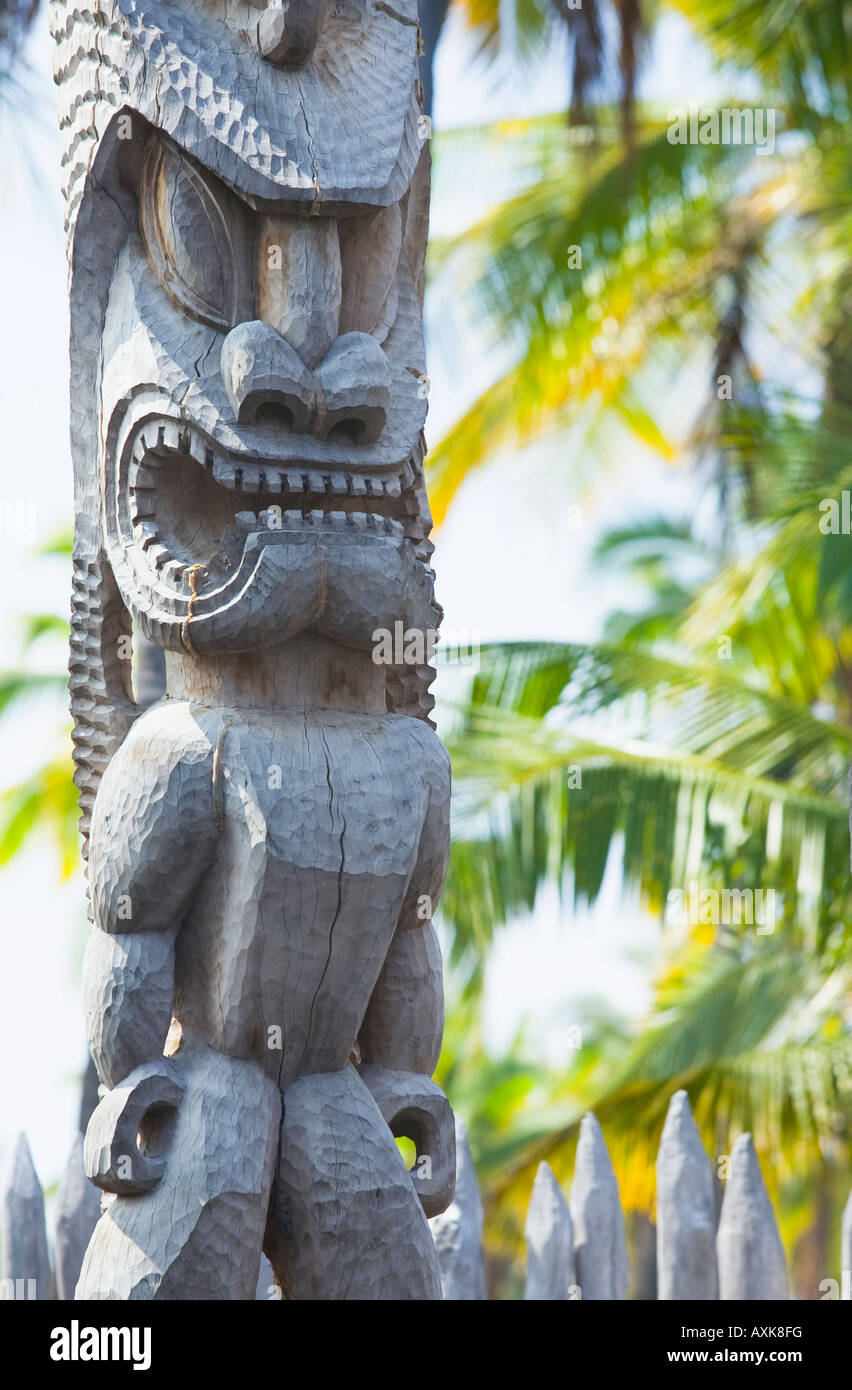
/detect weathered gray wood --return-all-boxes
[79,1051,281,1299]
[570,1113,629,1300]
[257,0,330,68]
[55,1134,102,1301]
[78,1054,101,1134]
[525,1161,577,1300]
[430,1117,487,1300]
[53,0,451,1301]
[656,1090,718,1300]
[360,1065,456,1218]
[1,1133,53,1299]
[268,1065,443,1300]
[717,1134,789,1300]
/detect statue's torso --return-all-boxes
[116,701,448,1089]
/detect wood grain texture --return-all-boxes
[78,1047,280,1299]
[525,1162,576,1301]
[716,1134,789,1300]
[55,1134,102,1301]
[655,1090,718,1301]
[1,1134,54,1299]
[267,1064,443,1299]
[570,1112,630,1301]
[429,1117,487,1300]
[55,0,452,1300]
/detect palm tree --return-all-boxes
[422,0,852,1289]
[426,0,851,518]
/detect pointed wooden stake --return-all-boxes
[430,1117,486,1300]
[1,1133,53,1299]
[656,1090,718,1300]
[717,1134,788,1300]
[54,1134,101,1300]
[525,1161,577,1300]
[570,1113,629,1300]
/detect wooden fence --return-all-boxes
[2,1090,849,1299]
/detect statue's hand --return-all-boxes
[83,1059,184,1194]
[358,1064,455,1218]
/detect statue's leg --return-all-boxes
[267,1064,442,1300]
[77,1045,280,1300]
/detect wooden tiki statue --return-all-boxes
[51,0,454,1299]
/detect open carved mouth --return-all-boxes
[119,416,429,599]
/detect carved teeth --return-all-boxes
[149,544,172,570]
[131,465,157,490]
[161,559,187,584]
[137,524,159,551]
[240,466,263,492]
[131,494,156,521]
[128,425,420,588]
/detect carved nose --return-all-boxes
[314,333,391,445]
[221,321,314,430]
[221,323,391,444]
[257,0,329,67]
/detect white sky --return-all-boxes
[0,6,717,1197]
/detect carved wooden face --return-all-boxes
[99,129,434,655]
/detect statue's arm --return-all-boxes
[357,910,445,1075]
[84,712,217,1088]
[356,748,455,1213]
[358,757,450,1075]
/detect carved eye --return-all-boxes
[139,136,246,331]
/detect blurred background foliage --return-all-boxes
[2,0,852,1298]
